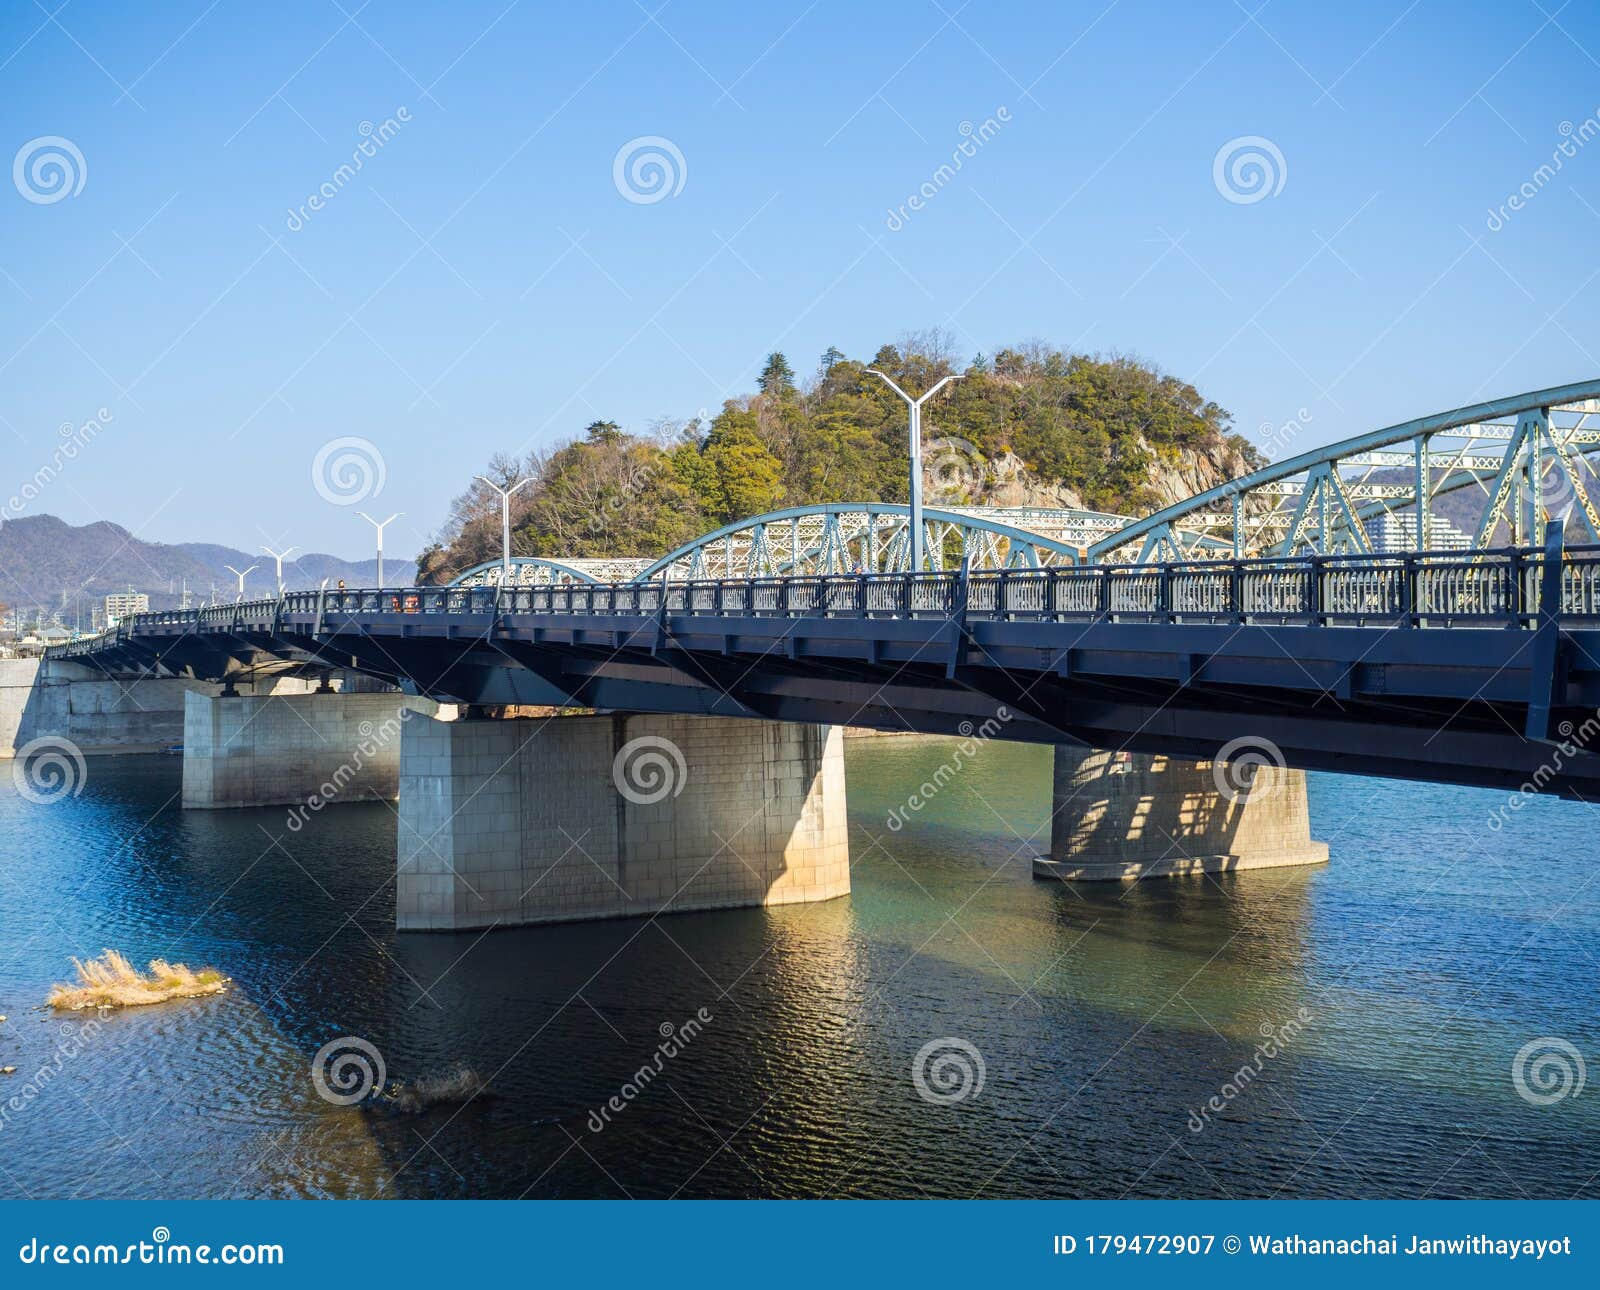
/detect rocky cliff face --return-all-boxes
[1139,438,1260,510]
[928,435,1254,517]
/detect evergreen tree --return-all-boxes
[701,405,784,523]
[759,352,796,397]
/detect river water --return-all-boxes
[1,737,1595,1199]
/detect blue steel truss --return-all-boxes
[1091,379,1600,564]
[446,505,1131,585]
[447,555,651,586]
[631,502,1134,580]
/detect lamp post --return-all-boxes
[865,370,962,571]
[357,512,402,589]
[262,545,297,595]
[223,564,258,602]
[475,475,535,588]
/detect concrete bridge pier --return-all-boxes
[395,712,850,931]
[181,688,437,809]
[1036,746,1328,882]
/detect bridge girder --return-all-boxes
[44,557,1600,799]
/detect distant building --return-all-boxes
[1366,511,1470,553]
[18,626,70,652]
[104,592,149,621]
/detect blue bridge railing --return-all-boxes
[43,544,1600,660]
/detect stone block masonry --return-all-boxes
[181,689,437,809]
[396,712,850,931]
[1036,746,1328,881]
[2,658,353,757]
[4,657,202,755]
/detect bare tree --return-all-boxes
[897,326,962,372]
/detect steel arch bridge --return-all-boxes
[46,379,1600,800]
[630,503,1136,580]
[446,381,1600,586]
[447,503,1138,586]
[1091,379,1600,565]
[449,555,652,587]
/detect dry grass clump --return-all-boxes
[381,1065,485,1114]
[48,949,227,1011]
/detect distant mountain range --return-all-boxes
[0,515,415,620]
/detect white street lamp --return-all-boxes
[357,512,402,589]
[223,564,258,602]
[865,370,962,571]
[262,545,297,595]
[475,475,535,589]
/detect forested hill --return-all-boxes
[417,340,1263,582]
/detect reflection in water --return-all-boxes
[0,737,1595,1198]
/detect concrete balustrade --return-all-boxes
[1036,746,1329,881]
[395,712,850,931]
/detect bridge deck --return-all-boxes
[47,545,1600,800]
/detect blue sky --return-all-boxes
[5,0,1600,560]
